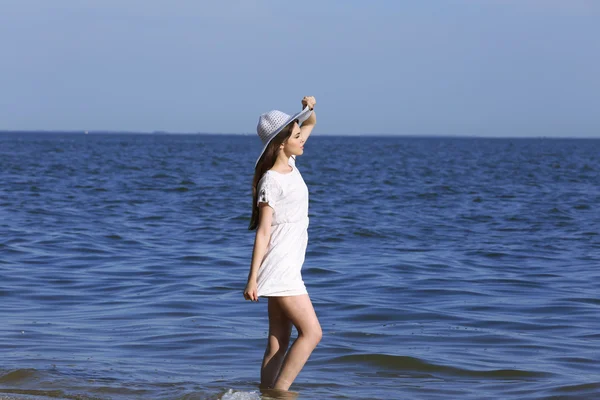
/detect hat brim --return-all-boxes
[255,106,313,168]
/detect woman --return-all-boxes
[244,96,322,392]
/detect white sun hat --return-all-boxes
[255,105,313,167]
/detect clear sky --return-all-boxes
[1,0,598,137]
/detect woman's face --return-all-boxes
[282,122,304,156]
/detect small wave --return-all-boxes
[179,255,215,262]
[305,267,338,276]
[138,215,164,221]
[581,231,598,236]
[564,297,600,306]
[577,333,600,340]
[574,204,590,210]
[475,278,545,288]
[320,236,343,243]
[329,354,550,378]
[65,247,108,255]
[553,381,600,394]
[0,369,39,384]
[417,192,438,199]
[465,250,510,259]
[582,164,594,172]
[352,228,386,238]
[0,388,105,399]
[459,214,494,223]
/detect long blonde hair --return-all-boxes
[249,120,297,230]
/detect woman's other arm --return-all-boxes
[244,204,273,302]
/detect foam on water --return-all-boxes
[220,389,261,400]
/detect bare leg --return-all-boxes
[260,297,292,389]
[272,294,322,391]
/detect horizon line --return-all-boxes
[0,130,599,140]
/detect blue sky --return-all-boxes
[1,0,598,137]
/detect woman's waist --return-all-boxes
[272,216,309,226]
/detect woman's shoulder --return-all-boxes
[257,171,284,202]
[261,169,279,178]
[259,170,281,186]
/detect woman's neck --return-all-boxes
[271,154,293,174]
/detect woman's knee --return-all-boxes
[314,324,323,344]
[301,324,322,346]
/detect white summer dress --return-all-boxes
[256,155,309,297]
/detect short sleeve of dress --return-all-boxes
[257,173,282,209]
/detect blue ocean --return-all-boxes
[1,132,599,400]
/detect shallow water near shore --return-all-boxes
[1,132,599,399]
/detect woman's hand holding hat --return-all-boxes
[302,96,316,111]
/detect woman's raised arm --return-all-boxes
[300,96,317,143]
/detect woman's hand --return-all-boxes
[302,96,316,111]
[244,279,259,302]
